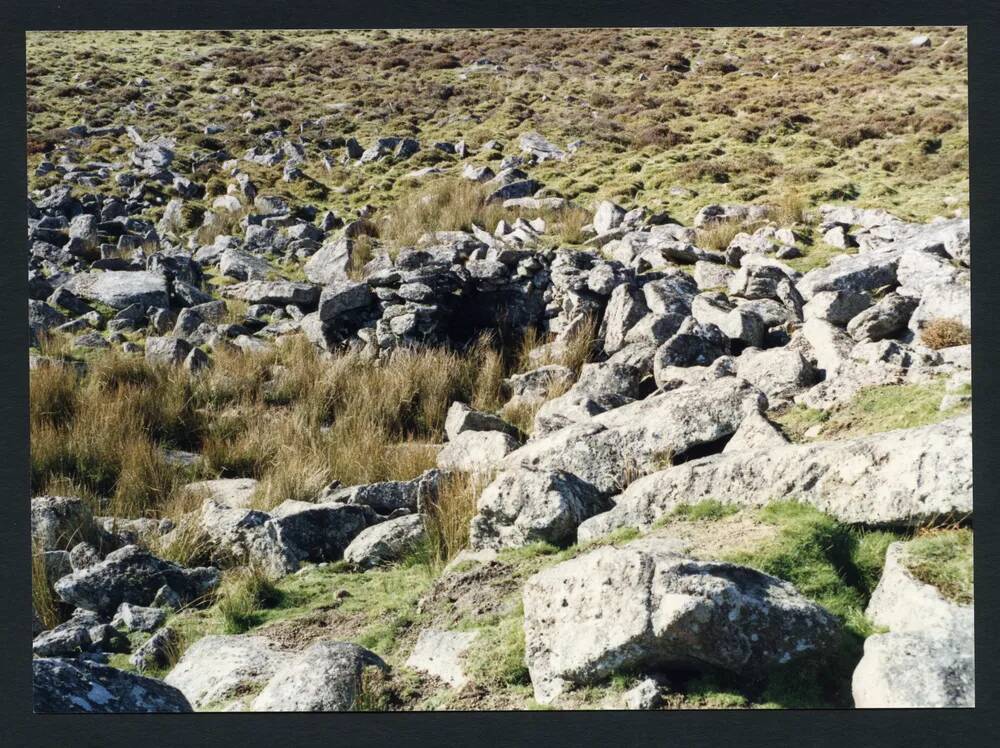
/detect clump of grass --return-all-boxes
[920,318,971,350]
[151,516,214,568]
[32,542,63,630]
[464,610,531,689]
[670,499,740,521]
[904,528,973,604]
[695,218,745,251]
[216,566,283,634]
[381,177,502,249]
[772,188,807,225]
[29,362,79,426]
[352,667,393,712]
[422,471,487,570]
[348,235,376,280]
[516,316,598,376]
[817,380,964,439]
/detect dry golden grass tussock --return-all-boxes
[32,542,63,630]
[695,217,748,251]
[920,318,971,350]
[422,470,490,570]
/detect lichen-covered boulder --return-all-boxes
[33,658,192,713]
[523,540,839,704]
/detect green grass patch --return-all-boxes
[904,529,973,605]
[723,501,903,707]
[773,380,967,443]
[668,499,740,522]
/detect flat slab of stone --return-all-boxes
[62,270,169,310]
[579,415,972,541]
[405,628,480,688]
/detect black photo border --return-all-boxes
[1,2,997,746]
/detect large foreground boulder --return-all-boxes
[523,540,839,704]
[852,542,974,708]
[579,415,971,540]
[165,634,287,709]
[251,641,387,711]
[502,377,767,495]
[33,658,192,713]
[53,545,221,617]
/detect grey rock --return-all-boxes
[181,478,259,509]
[436,430,520,474]
[578,415,972,540]
[533,361,647,436]
[503,365,575,406]
[303,238,354,284]
[219,248,273,281]
[405,628,480,688]
[223,280,319,307]
[846,293,917,342]
[503,377,767,495]
[318,280,373,322]
[130,626,181,672]
[265,501,373,566]
[53,544,221,617]
[652,317,729,380]
[69,542,102,571]
[593,200,626,234]
[145,336,192,366]
[63,270,170,310]
[523,541,839,704]
[623,678,663,710]
[343,515,425,569]
[33,658,192,713]
[908,281,971,335]
[803,289,874,325]
[112,602,167,633]
[796,248,900,301]
[165,634,287,709]
[251,641,387,712]
[735,348,817,405]
[445,401,519,441]
[470,468,609,550]
[853,542,973,708]
[31,495,95,551]
[722,410,789,453]
[600,283,649,355]
[33,621,92,657]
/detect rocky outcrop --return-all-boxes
[53,545,221,617]
[164,635,287,709]
[251,641,387,712]
[502,377,767,496]
[578,415,971,540]
[343,514,426,569]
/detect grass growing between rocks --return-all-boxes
[32,544,63,631]
[904,528,973,605]
[772,378,968,442]
[722,501,901,707]
[668,499,740,522]
[217,566,284,634]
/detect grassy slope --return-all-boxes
[27,27,967,226]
